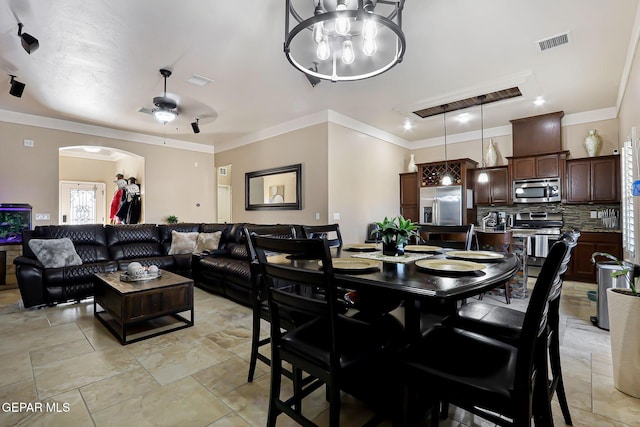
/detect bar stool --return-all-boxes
[476,230,513,303]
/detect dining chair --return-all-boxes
[401,238,570,426]
[446,229,580,425]
[476,230,513,304]
[302,224,343,248]
[243,224,300,383]
[252,235,404,427]
[415,224,474,250]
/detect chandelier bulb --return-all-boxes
[363,37,377,56]
[478,171,489,183]
[317,36,331,60]
[341,39,355,64]
[363,19,377,40]
[442,175,453,186]
[312,22,324,44]
[335,1,350,35]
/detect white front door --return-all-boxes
[59,181,106,224]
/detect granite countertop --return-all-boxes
[477,226,622,235]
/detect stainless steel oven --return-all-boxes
[527,233,560,277]
[513,178,561,203]
[512,212,563,278]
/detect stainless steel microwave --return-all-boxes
[513,178,561,203]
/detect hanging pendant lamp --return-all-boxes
[441,105,453,186]
[478,95,489,183]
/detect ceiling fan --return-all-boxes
[139,68,179,124]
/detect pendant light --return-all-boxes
[442,105,453,186]
[478,95,489,183]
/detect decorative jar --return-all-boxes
[485,139,498,167]
[407,154,418,172]
[584,129,602,157]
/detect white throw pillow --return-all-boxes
[168,231,199,255]
[28,238,83,268]
[194,231,222,253]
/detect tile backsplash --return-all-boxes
[476,203,621,232]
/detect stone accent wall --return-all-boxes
[0,244,21,289]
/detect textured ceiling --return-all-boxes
[1,0,638,152]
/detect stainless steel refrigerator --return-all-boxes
[419,185,463,226]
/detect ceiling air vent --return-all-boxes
[537,32,569,52]
[218,167,228,176]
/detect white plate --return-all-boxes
[415,259,485,274]
[318,258,380,273]
[343,243,378,252]
[445,250,504,262]
[404,245,443,253]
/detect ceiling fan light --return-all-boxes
[153,108,177,123]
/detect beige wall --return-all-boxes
[214,124,329,225]
[0,121,215,226]
[328,123,406,243]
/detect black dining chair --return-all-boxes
[252,235,404,427]
[446,229,580,425]
[243,224,300,383]
[302,224,343,248]
[415,224,474,250]
[401,238,570,426]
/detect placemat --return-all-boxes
[351,251,434,264]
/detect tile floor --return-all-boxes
[0,281,638,426]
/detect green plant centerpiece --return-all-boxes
[374,215,419,256]
[166,215,179,224]
[590,252,640,398]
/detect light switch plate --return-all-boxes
[333,212,340,220]
[590,211,597,219]
[35,213,50,220]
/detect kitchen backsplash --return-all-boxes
[476,203,621,232]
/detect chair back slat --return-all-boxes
[302,224,343,248]
[416,224,474,250]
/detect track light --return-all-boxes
[17,23,39,54]
[191,118,200,134]
[9,75,25,98]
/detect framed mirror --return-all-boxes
[245,164,302,210]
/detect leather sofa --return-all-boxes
[14,222,301,309]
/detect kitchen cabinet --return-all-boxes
[473,166,509,205]
[509,152,567,180]
[510,111,564,157]
[566,155,619,203]
[565,232,622,283]
[399,172,418,222]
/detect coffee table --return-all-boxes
[94,270,194,345]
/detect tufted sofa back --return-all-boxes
[106,224,163,261]
[26,224,110,263]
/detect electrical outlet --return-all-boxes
[590,211,597,219]
[333,212,340,220]
[315,212,320,220]
[35,213,50,220]
[23,139,34,147]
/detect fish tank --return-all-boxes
[0,204,32,245]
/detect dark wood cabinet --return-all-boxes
[399,172,418,222]
[566,155,619,203]
[510,152,566,180]
[473,167,509,205]
[510,111,564,157]
[565,232,622,283]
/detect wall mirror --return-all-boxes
[245,164,302,210]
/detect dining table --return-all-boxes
[271,244,521,339]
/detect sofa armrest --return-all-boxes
[14,263,45,308]
[13,255,44,269]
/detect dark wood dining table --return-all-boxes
[272,247,521,338]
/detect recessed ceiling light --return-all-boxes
[403,120,413,131]
[457,113,471,123]
[533,96,545,106]
[187,74,214,87]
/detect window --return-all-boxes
[621,138,635,261]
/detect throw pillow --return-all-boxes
[28,238,83,268]
[194,231,222,253]
[168,231,199,255]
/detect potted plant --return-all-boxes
[591,252,640,398]
[166,215,179,224]
[373,215,419,256]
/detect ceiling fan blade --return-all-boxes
[138,107,154,115]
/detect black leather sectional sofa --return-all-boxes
[14,222,301,309]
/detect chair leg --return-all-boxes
[247,310,261,382]
[430,401,440,427]
[293,367,303,413]
[267,354,283,427]
[549,330,572,425]
[329,377,341,427]
[504,282,511,304]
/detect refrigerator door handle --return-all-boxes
[433,199,438,225]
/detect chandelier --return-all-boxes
[284,0,406,82]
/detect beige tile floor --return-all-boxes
[0,281,638,426]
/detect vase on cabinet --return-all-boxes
[485,139,498,167]
[407,154,418,172]
[584,129,602,157]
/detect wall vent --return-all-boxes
[537,32,570,52]
[218,167,227,176]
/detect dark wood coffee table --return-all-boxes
[93,270,194,345]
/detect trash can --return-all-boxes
[592,262,632,330]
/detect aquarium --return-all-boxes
[0,204,32,245]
